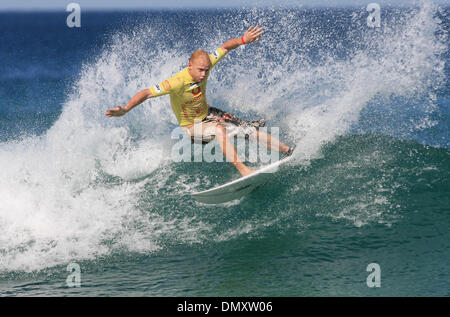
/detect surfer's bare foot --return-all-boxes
[285,145,296,156]
[281,145,296,159]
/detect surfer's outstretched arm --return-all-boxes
[105,89,153,117]
[221,25,264,54]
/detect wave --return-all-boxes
[0,1,448,272]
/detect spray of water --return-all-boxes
[0,0,447,271]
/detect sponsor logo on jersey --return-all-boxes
[191,87,201,96]
[213,49,220,60]
[153,84,162,94]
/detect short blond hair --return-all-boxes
[190,49,210,63]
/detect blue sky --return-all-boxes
[0,0,449,10]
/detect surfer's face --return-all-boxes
[188,57,211,83]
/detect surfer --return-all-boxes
[106,26,294,177]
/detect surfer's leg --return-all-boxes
[253,129,291,153]
[215,124,254,177]
[183,119,217,144]
[209,107,292,155]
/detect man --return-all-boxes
[106,26,293,177]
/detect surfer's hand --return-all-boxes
[105,105,128,117]
[243,25,264,44]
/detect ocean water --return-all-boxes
[0,1,449,297]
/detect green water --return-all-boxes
[1,134,448,296]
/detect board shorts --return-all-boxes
[182,107,266,144]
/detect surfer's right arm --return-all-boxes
[105,89,153,117]
[105,75,182,117]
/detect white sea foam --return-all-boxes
[0,1,447,271]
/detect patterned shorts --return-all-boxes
[182,107,266,144]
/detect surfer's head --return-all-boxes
[188,50,211,83]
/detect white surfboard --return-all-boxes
[191,155,293,204]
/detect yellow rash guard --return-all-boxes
[148,47,227,127]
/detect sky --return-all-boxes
[0,0,449,11]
